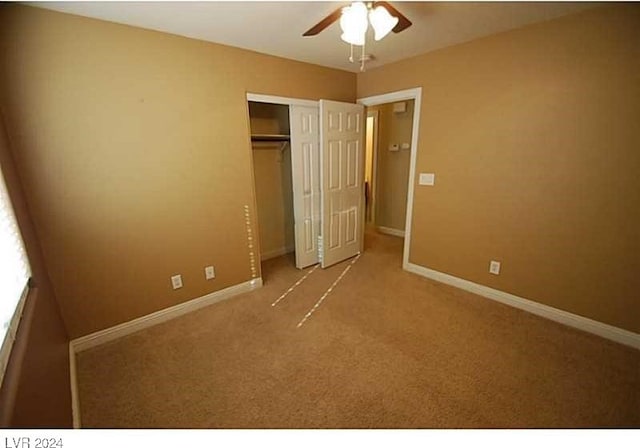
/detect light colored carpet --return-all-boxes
[76,231,640,428]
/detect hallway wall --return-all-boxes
[367,101,414,232]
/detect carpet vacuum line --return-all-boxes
[297,254,361,328]
[271,264,320,307]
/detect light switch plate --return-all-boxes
[171,274,183,289]
[419,173,435,186]
[205,266,215,280]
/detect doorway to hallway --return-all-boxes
[364,99,416,239]
[358,88,423,269]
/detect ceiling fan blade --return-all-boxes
[302,7,344,37]
[374,1,412,33]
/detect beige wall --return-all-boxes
[0,5,356,338]
[368,101,414,231]
[0,112,72,427]
[358,4,640,333]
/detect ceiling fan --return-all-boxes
[302,2,413,71]
[303,2,412,38]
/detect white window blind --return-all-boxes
[0,166,31,385]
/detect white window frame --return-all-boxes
[0,167,32,390]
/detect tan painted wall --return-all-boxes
[358,4,640,333]
[368,101,414,231]
[0,5,356,338]
[0,112,72,427]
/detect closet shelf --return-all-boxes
[251,134,291,142]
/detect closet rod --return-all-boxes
[251,133,290,142]
[252,141,289,152]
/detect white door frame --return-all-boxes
[357,88,422,269]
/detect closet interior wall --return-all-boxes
[248,102,295,262]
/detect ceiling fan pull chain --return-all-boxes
[360,41,366,72]
[349,43,354,63]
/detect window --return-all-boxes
[0,166,31,387]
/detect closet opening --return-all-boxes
[248,101,296,271]
[247,93,364,273]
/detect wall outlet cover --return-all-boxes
[489,261,501,275]
[205,266,215,280]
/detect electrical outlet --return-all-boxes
[205,266,215,280]
[171,274,183,289]
[489,261,501,275]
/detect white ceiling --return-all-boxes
[28,1,598,72]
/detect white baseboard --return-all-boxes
[261,246,294,261]
[377,226,405,238]
[70,278,263,353]
[404,262,640,350]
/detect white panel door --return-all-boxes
[319,100,365,268]
[290,105,320,269]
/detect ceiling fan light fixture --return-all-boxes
[369,5,399,41]
[339,1,368,46]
